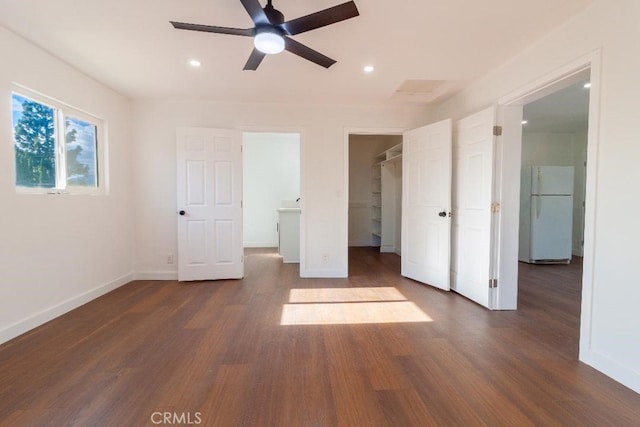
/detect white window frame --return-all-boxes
[11,85,107,196]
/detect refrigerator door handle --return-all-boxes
[535,196,541,219]
[537,166,542,195]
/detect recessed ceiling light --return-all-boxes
[521,120,528,125]
[189,59,201,67]
[363,65,374,73]
[584,82,591,88]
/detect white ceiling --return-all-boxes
[524,80,591,133]
[0,0,593,105]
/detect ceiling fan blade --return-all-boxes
[240,0,270,25]
[243,48,267,70]
[282,1,359,35]
[171,21,254,37]
[284,37,336,68]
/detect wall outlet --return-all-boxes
[322,253,330,264]
[167,254,174,264]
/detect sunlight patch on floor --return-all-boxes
[288,287,406,303]
[280,287,432,325]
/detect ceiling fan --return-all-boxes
[170,0,359,70]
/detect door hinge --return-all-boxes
[491,202,501,213]
[493,125,503,136]
[489,278,498,289]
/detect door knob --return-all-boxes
[179,210,186,216]
[438,211,447,217]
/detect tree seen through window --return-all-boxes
[13,95,56,187]
[12,93,98,189]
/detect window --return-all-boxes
[11,90,104,194]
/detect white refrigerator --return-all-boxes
[519,166,574,264]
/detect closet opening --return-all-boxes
[347,133,403,272]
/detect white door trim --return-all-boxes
[496,49,602,359]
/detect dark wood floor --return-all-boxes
[1,248,639,426]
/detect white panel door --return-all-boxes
[451,108,496,307]
[401,119,452,291]
[177,127,243,281]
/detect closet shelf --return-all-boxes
[382,154,402,164]
[371,142,402,252]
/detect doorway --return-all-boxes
[515,78,590,350]
[345,120,453,292]
[242,132,301,262]
[515,78,590,360]
[347,134,402,254]
[519,79,590,263]
[496,54,601,364]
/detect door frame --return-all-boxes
[495,48,601,359]
[343,127,405,276]
[240,125,306,276]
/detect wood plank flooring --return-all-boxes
[1,247,639,426]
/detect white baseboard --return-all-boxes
[580,349,640,394]
[0,272,134,346]
[380,246,402,256]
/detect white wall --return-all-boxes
[436,0,640,392]
[243,132,300,248]
[348,135,400,247]
[0,26,133,344]
[132,100,431,279]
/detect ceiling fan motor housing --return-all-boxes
[264,3,285,26]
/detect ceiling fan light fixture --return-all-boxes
[170,0,360,69]
[254,27,284,54]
